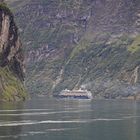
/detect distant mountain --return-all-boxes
[7,0,140,99]
[0,1,27,101]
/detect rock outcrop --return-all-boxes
[0,2,26,101]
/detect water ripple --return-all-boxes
[0,118,124,127]
[0,110,92,116]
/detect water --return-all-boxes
[0,97,140,140]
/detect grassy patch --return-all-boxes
[0,67,27,101]
[128,35,140,53]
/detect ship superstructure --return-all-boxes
[58,89,93,99]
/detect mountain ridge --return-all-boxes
[7,0,140,99]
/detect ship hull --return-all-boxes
[54,95,91,99]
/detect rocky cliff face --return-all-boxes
[0,2,26,101]
[7,0,140,99]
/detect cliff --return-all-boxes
[7,0,140,99]
[0,2,26,101]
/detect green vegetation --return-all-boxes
[69,38,91,60]
[128,36,140,53]
[0,2,12,14]
[52,34,135,94]
[0,67,27,101]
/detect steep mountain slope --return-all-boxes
[7,0,140,99]
[0,2,26,101]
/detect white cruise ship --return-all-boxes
[58,89,93,99]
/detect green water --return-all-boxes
[0,97,140,140]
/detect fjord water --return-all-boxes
[0,97,140,140]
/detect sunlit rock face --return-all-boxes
[0,2,26,101]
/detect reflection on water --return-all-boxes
[0,97,140,140]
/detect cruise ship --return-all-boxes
[57,89,93,99]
